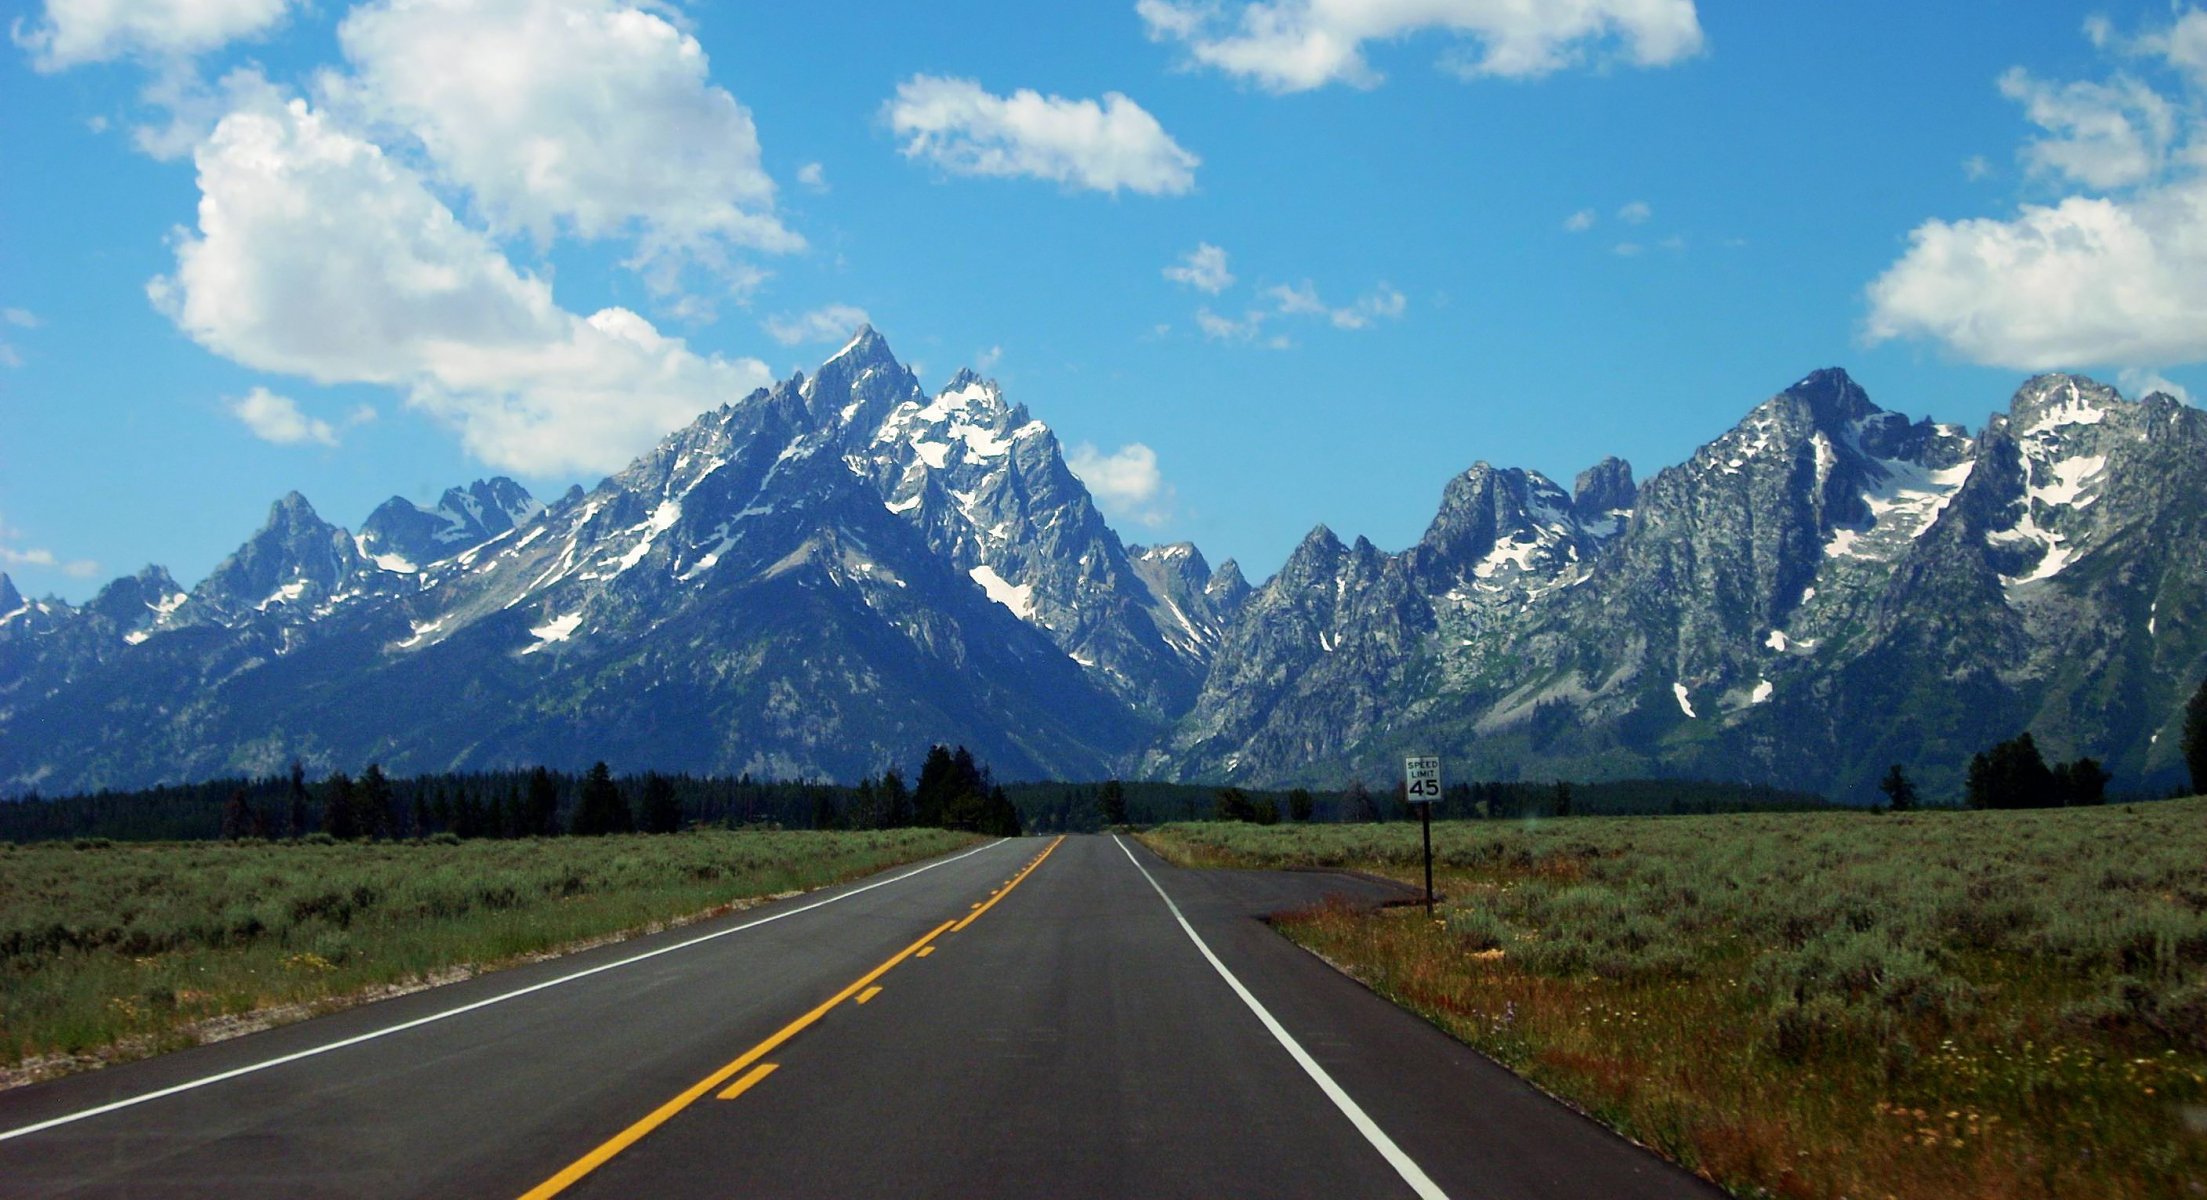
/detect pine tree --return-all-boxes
[525,767,560,837]
[880,768,913,828]
[1346,780,1379,823]
[2185,675,2207,797]
[1213,787,1257,822]
[640,773,683,834]
[1098,778,1129,826]
[1967,733,2057,809]
[221,787,253,840]
[810,787,840,831]
[1878,764,1919,812]
[573,762,631,836]
[1287,788,1315,823]
[913,746,955,827]
[359,765,395,839]
[286,760,310,838]
[322,771,358,840]
[1553,780,1574,819]
[2054,756,2110,806]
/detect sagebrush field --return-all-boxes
[1147,801,2207,1200]
[0,828,976,1081]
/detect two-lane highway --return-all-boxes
[0,835,1722,1198]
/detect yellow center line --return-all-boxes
[854,986,883,1005]
[916,946,935,958]
[713,1063,777,1101]
[517,917,955,1200]
[951,835,1064,933]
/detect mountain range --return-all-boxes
[5,329,2201,802]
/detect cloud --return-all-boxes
[1263,279,1407,328]
[796,161,828,192]
[13,0,299,71]
[228,387,342,446]
[0,345,21,369]
[148,90,770,476]
[0,515,97,580]
[1136,0,1704,92]
[1963,154,1993,180]
[2118,367,2193,404]
[1617,199,1653,224]
[1998,67,2178,189]
[1164,243,1234,292]
[975,345,1003,371]
[2,308,40,328]
[331,0,800,294]
[1867,13,2207,371]
[1066,441,1175,527]
[1613,241,1643,256]
[1562,208,1596,232]
[885,75,1199,196]
[763,304,872,346]
[1195,307,1269,343]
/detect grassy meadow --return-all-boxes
[0,828,976,1082]
[1146,801,2207,1200]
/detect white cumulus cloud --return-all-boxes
[1136,0,1703,92]
[1868,12,2207,371]
[229,386,339,446]
[885,75,1199,196]
[1067,441,1176,527]
[763,304,872,347]
[2118,367,2193,404]
[796,161,828,192]
[1164,243,1234,292]
[14,0,299,70]
[1562,208,1596,232]
[1262,279,1406,328]
[148,90,770,476]
[332,0,801,289]
[1617,199,1653,224]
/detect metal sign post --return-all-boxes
[1404,756,1440,917]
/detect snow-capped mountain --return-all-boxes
[2,350,2200,802]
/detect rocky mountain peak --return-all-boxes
[1572,456,1636,520]
[2003,373,2127,438]
[0,573,24,615]
[1777,367,1879,430]
[86,566,185,628]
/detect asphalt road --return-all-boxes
[0,834,1724,1199]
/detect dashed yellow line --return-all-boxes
[516,917,953,1200]
[952,836,1063,933]
[714,1063,777,1101]
[515,834,1067,1200]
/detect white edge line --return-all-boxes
[0,838,1010,1143]
[1113,835,1451,1200]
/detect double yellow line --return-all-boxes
[518,835,1064,1200]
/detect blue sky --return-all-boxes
[5,0,2206,602]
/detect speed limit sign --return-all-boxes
[1404,756,1441,803]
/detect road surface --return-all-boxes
[0,834,1723,1198]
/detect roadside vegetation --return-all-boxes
[1145,800,2207,1200]
[0,827,975,1083]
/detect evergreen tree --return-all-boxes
[1967,733,2058,809]
[1287,787,1315,823]
[573,762,631,835]
[982,785,1022,837]
[322,771,358,840]
[1346,780,1380,823]
[914,745,956,827]
[810,786,840,831]
[1098,778,1130,826]
[2054,756,2110,806]
[640,773,683,833]
[1213,787,1257,822]
[359,765,395,839]
[220,787,253,840]
[410,791,429,839]
[1878,764,1919,812]
[286,760,309,838]
[879,768,914,828]
[1253,795,1281,825]
[525,767,561,837]
[1553,780,1574,819]
[2186,675,2207,797]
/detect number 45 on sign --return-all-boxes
[1404,756,1441,802]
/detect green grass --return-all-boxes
[1145,801,2207,1200]
[0,828,977,1081]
